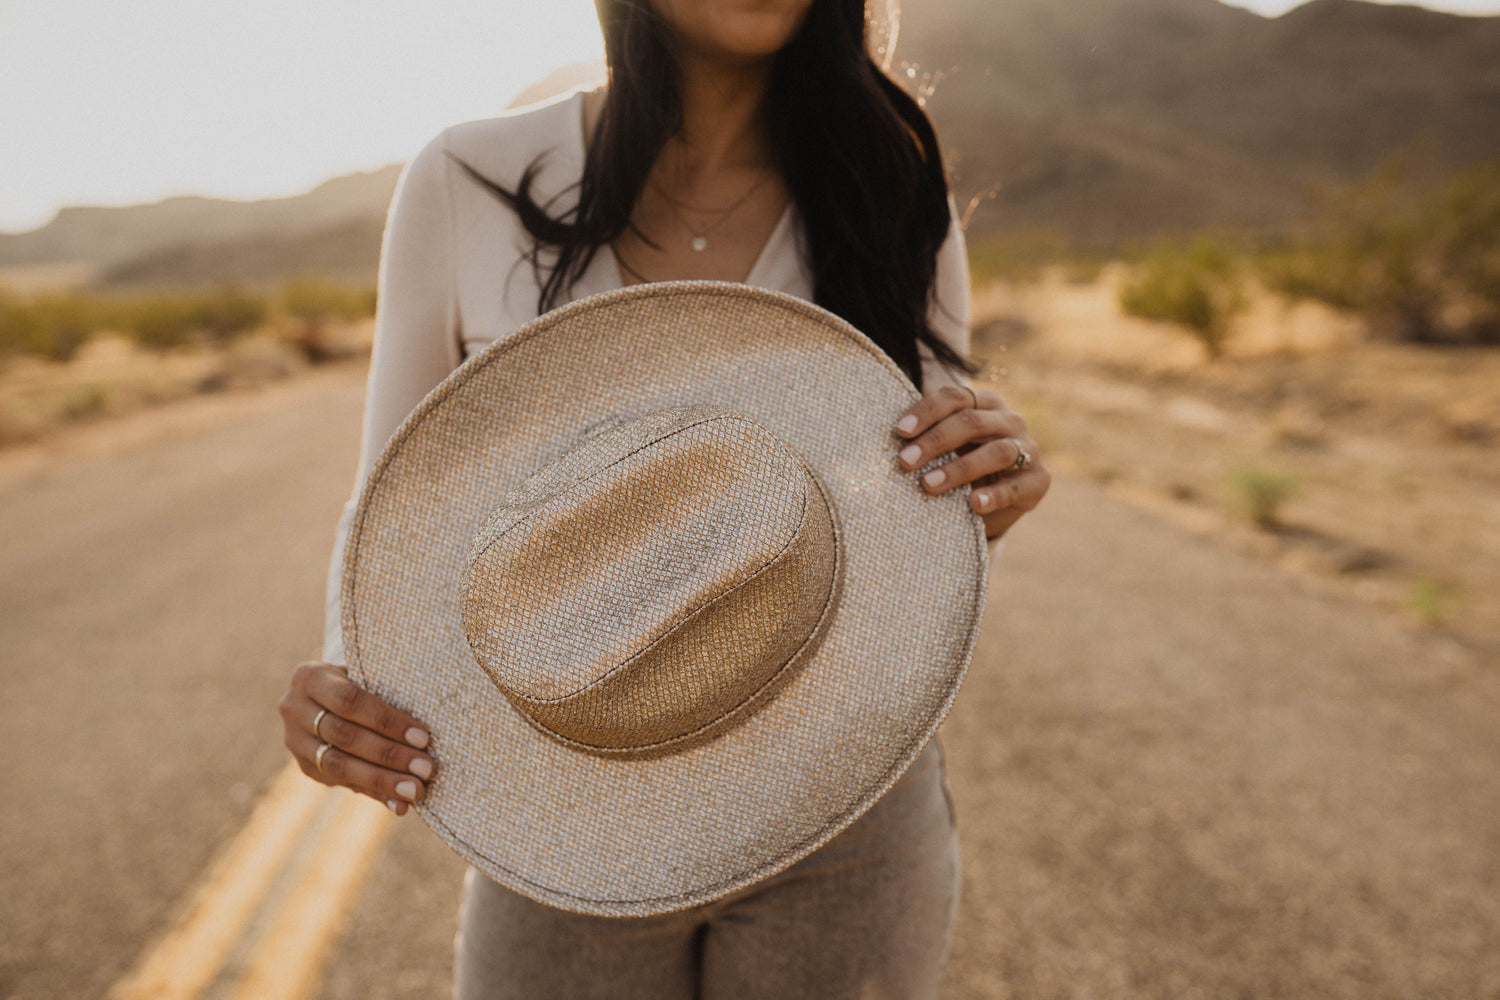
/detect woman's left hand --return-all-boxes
[893,384,1051,542]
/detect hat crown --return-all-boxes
[461,405,840,757]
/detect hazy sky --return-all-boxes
[0,1,605,232]
[2,0,1497,233]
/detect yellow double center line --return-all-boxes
[107,763,395,1000]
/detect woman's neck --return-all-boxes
[593,43,792,287]
[661,53,775,182]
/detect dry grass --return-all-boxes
[974,265,1500,644]
[0,322,371,447]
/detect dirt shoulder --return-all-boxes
[0,314,373,448]
[972,265,1500,650]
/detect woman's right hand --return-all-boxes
[278,661,436,816]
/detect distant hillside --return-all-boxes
[96,216,386,290]
[2,0,1497,287]
[897,0,1500,246]
[0,166,402,280]
[0,67,604,290]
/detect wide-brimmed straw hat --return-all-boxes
[342,281,987,917]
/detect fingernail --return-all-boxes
[409,757,433,780]
[898,444,922,466]
[896,415,918,434]
[405,727,430,749]
[976,490,993,512]
[396,780,418,801]
[923,468,946,489]
[386,799,401,815]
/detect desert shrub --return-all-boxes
[276,277,377,363]
[1226,466,1301,529]
[967,226,1070,287]
[189,285,268,340]
[0,286,270,359]
[1119,235,1245,357]
[115,285,268,350]
[124,296,200,350]
[1255,241,1363,311]
[0,284,306,361]
[281,277,377,324]
[0,290,100,362]
[1407,575,1462,627]
[1433,161,1500,341]
[1256,152,1500,344]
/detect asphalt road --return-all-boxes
[0,370,364,1000]
[2,366,1497,999]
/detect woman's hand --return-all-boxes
[278,662,436,816]
[893,384,1051,541]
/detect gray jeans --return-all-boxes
[453,738,961,999]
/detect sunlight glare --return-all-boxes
[0,1,606,231]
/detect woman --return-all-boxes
[279,0,1050,995]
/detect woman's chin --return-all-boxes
[661,0,815,65]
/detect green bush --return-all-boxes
[0,285,276,360]
[0,290,100,362]
[1118,236,1245,357]
[118,285,267,350]
[1226,466,1301,529]
[281,277,377,324]
[1256,152,1500,344]
[123,296,200,350]
[967,226,1071,287]
[1407,575,1462,627]
[190,285,268,340]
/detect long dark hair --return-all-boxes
[451,0,974,391]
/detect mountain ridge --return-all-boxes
[901,0,1500,243]
[3,0,1496,284]
[0,167,402,271]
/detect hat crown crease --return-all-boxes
[464,408,804,700]
[460,404,841,756]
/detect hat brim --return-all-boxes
[343,282,987,916]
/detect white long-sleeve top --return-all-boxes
[322,88,988,665]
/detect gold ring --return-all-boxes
[315,742,333,773]
[964,385,979,409]
[1001,437,1032,473]
[312,708,329,740]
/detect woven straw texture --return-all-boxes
[342,282,987,916]
[461,404,840,758]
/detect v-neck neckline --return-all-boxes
[570,90,795,292]
[604,201,796,291]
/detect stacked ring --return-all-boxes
[315,742,333,773]
[1001,437,1032,473]
[312,708,329,740]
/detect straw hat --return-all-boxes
[342,281,987,917]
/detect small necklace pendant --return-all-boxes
[690,236,708,252]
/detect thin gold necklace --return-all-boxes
[650,169,772,253]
